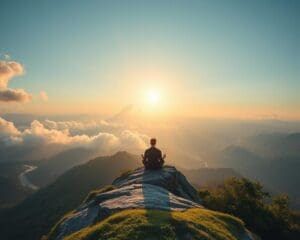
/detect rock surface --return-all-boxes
[53,166,257,240]
[113,165,201,203]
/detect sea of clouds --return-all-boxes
[0,116,149,162]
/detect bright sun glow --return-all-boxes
[146,89,161,106]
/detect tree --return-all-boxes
[199,177,300,240]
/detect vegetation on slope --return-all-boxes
[61,208,248,240]
[0,162,33,209]
[27,147,95,187]
[82,185,116,204]
[199,177,300,240]
[0,152,140,240]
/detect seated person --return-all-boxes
[142,138,166,170]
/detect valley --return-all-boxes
[19,165,39,190]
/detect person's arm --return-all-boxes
[143,150,148,164]
[158,149,164,163]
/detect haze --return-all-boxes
[0,0,299,210]
[0,0,299,119]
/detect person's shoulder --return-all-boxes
[145,148,151,153]
[154,147,162,153]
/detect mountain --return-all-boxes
[182,167,241,187]
[28,147,242,190]
[0,152,140,240]
[0,162,33,209]
[27,147,96,187]
[47,166,256,240]
[0,151,248,240]
[214,145,265,178]
[212,133,300,209]
[245,132,300,159]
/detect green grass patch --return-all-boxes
[63,208,247,240]
[117,169,135,179]
[47,210,75,240]
[82,185,116,204]
[47,185,116,240]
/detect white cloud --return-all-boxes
[40,91,49,101]
[0,117,22,144]
[42,119,121,132]
[0,117,20,136]
[0,117,148,155]
[119,130,148,150]
[0,61,31,102]
[0,61,24,88]
[43,119,96,131]
[3,54,10,60]
[0,88,32,102]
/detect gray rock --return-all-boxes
[242,230,260,240]
[113,165,201,203]
[94,183,202,219]
[53,165,258,240]
[54,166,202,240]
[55,205,98,240]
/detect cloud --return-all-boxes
[3,54,10,60]
[42,119,121,136]
[0,117,148,157]
[0,117,22,144]
[119,130,148,150]
[0,117,20,136]
[0,88,32,102]
[0,61,24,88]
[43,119,96,131]
[22,120,147,150]
[21,120,119,149]
[0,61,31,102]
[40,91,48,101]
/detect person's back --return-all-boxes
[142,138,165,170]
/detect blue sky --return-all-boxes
[0,0,299,118]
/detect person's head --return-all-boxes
[150,138,156,146]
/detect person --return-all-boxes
[142,138,166,170]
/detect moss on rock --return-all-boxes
[64,208,247,240]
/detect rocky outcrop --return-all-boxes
[51,166,257,240]
[113,165,201,203]
[53,166,202,240]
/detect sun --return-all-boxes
[138,85,166,113]
[146,89,161,106]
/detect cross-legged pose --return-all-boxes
[142,138,166,170]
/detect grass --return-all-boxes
[47,185,116,240]
[82,185,116,204]
[47,210,75,240]
[113,169,135,182]
[62,208,247,240]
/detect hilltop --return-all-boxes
[47,166,256,240]
[0,152,243,240]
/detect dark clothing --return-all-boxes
[143,147,164,170]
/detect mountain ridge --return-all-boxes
[48,165,257,240]
[0,151,244,240]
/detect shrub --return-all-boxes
[199,177,300,240]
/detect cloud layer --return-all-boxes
[0,117,148,159]
[0,61,31,102]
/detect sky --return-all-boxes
[0,0,299,119]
